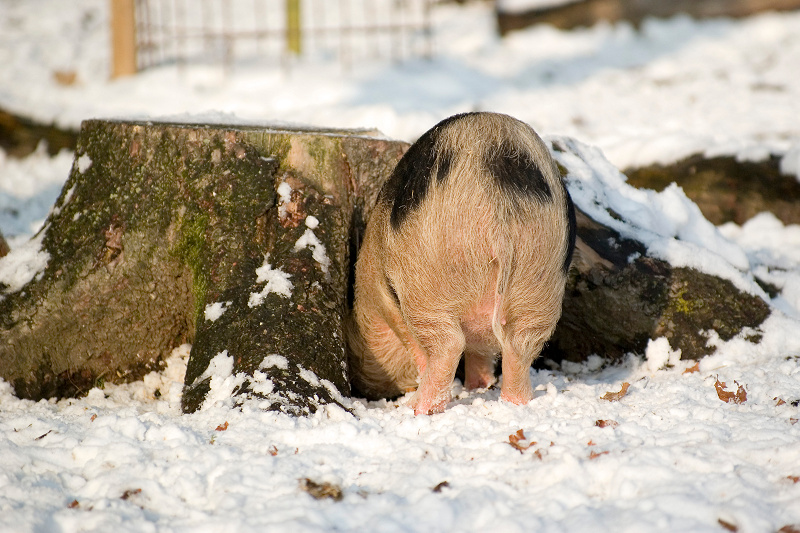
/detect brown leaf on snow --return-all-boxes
[778,526,800,533]
[775,397,787,406]
[121,488,142,500]
[508,429,535,453]
[215,421,229,431]
[432,481,450,493]
[68,500,79,509]
[683,362,700,374]
[268,445,279,456]
[595,419,619,429]
[601,382,630,401]
[300,478,343,501]
[589,450,609,460]
[791,418,799,425]
[788,475,800,484]
[718,518,738,532]
[714,378,747,404]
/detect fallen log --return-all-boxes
[543,137,771,365]
[496,0,800,34]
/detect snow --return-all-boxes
[0,231,50,294]
[203,301,232,322]
[1,1,800,532]
[294,224,331,275]
[496,0,579,14]
[552,136,766,297]
[248,254,294,307]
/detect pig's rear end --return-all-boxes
[348,112,576,414]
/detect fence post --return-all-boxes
[110,0,138,78]
[286,0,302,55]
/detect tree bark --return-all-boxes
[0,119,407,415]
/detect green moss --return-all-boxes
[173,212,210,319]
[670,286,700,315]
[246,131,292,170]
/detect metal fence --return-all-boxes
[133,0,434,71]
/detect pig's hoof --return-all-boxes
[411,397,448,415]
[465,375,497,391]
[500,391,534,406]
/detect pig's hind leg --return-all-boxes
[409,320,466,415]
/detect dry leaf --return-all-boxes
[776,397,787,406]
[714,378,747,404]
[595,419,619,429]
[533,449,544,460]
[35,430,53,441]
[602,382,630,401]
[683,362,700,374]
[718,518,738,532]
[788,475,800,484]
[53,70,77,86]
[508,429,535,453]
[778,525,800,533]
[432,481,450,493]
[68,500,79,509]
[300,478,343,501]
[589,450,609,460]
[121,488,141,500]
[90,414,97,422]
[587,440,596,446]
[215,421,229,431]
[268,445,279,456]
[791,418,799,425]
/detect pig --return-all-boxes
[347,112,576,415]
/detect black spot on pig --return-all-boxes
[486,139,552,203]
[436,146,455,185]
[563,190,577,273]
[383,113,473,230]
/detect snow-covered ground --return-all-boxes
[1,1,800,532]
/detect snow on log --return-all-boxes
[0,119,407,415]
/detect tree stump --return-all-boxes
[0,119,407,415]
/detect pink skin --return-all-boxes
[464,352,497,390]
